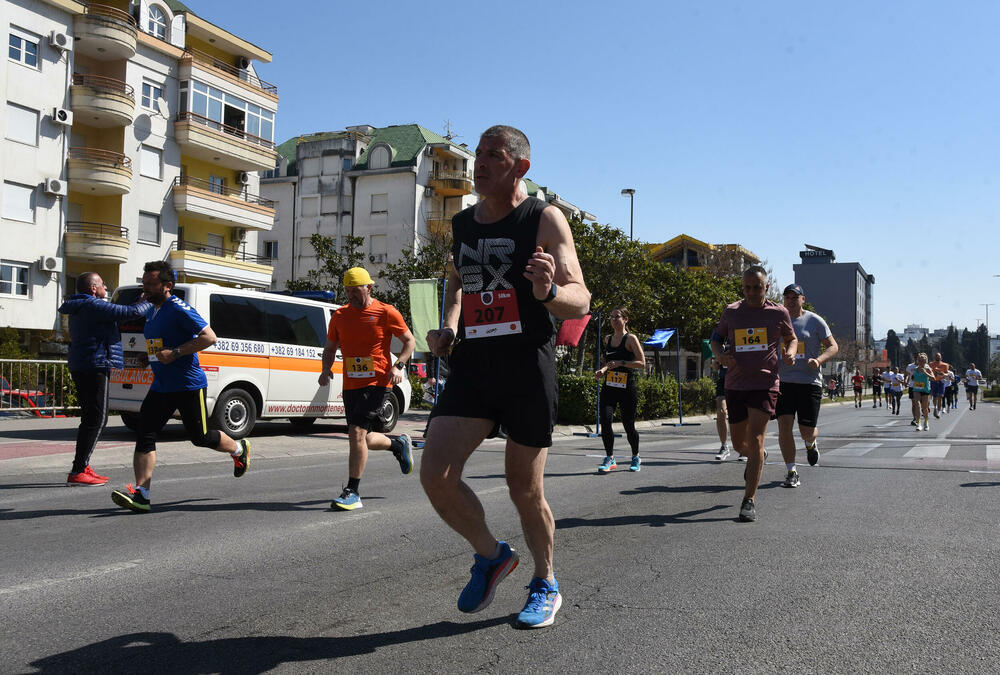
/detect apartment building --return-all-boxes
[793,244,875,348]
[261,124,477,289]
[2,0,277,348]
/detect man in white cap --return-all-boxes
[319,267,416,510]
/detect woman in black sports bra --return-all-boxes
[593,308,645,473]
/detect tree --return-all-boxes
[940,325,962,368]
[653,265,742,353]
[285,234,366,302]
[904,338,918,365]
[376,232,453,328]
[885,329,902,368]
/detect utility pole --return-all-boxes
[981,303,995,379]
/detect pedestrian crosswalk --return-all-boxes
[902,445,949,459]
[677,440,1000,464]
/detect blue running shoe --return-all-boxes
[457,541,519,613]
[629,456,641,472]
[598,456,617,473]
[332,487,362,510]
[393,434,413,475]
[516,577,562,629]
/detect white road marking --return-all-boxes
[825,442,882,457]
[903,445,950,459]
[0,559,144,595]
[686,442,726,451]
[987,446,1000,463]
[935,406,967,439]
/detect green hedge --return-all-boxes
[556,374,715,425]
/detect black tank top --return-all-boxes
[603,333,636,389]
[451,197,555,349]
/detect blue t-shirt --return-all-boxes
[143,295,208,392]
[777,310,832,387]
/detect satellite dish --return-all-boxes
[155,96,169,118]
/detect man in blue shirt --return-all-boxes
[59,272,150,486]
[111,261,251,513]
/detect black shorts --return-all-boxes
[136,388,221,453]
[430,341,557,448]
[343,386,390,432]
[775,382,823,427]
[715,376,726,399]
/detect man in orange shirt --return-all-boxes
[928,352,950,418]
[851,369,866,408]
[319,267,416,510]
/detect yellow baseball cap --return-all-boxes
[343,267,374,287]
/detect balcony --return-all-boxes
[69,74,135,128]
[428,169,474,196]
[174,112,278,172]
[73,4,137,61]
[172,175,275,231]
[426,212,454,238]
[168,240,273,288]
[180,47,278,99]
[67,148,132,196]
[64,222,130,264]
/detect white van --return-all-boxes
[108,283,410,439]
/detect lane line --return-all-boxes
[935,406,968,440]
[0,559,144,596]
[903,445,950,459]
[825,442,882,457]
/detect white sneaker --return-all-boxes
[715,445,731,461]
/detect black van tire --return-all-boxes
[378,390,400,433]
[212,387,257,439]
[120,412,141,432]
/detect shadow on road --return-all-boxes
[960,481,1000,488]
[556,503,733,529]
[28,620,509,674]
[0,498,332,521]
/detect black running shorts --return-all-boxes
[343,386,391,432]
[430,341,557,448]
[775,381,823,427]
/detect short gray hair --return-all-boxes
[481,125,530,161]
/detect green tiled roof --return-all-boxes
[353,124,466,170]
[521,178,541,196]
[274,131,354,176]
[164,0,193,14]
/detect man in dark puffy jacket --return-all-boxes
[58,273,151,486]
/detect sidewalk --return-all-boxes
[0,410,719,477]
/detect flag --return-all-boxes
[408,279,439,353]
[556,314,591,347]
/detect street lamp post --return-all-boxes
[982,303,995,380]
[620,188,635,240]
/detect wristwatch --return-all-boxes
[171,348,182,359]
[393,361,407,371]
[541,282,558,304]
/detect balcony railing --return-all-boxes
[68,147,132,169]
[66,221,129,238]
[72,73,134,99]
[182,47,278,95]
[171,240,273,266]
[82,3,137,28]
[173,175,274,208]
[176,111,276,150]
[431,169,473,182]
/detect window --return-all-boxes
[263,241,278,259]
[2,182,35,223]
[370,193,388,215]
[5,103,38,146]
[369,146,390,170]
[343,158,352,172]
[300,196,319,217]
[141,80,163,112]
[205,233,224,255]
[8,28,39,68]
[138,212,160,244]
[208,175,226,195]
[139,145,162,179]
[0,262,29,297]
[321,195,339,215]
[262,299,326,347]
[148,5,167,39]
[186,81,274,142]
[210,294,268,342]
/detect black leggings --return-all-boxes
[600,386,639,456]
[135,388,222,453]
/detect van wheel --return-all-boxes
[288,417,317,430]
[120,412,141,432]
[378,391,400,433]
[213,388,256,439]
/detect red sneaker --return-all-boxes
[67,470,108,486]
[84,465,110,482]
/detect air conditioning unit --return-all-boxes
[369,254,386,264]
[49,30,72,51]
[230,228,247,242]
[423,186,434,198]
[237,171,250,185]
[38,255,63,273]
[238,56,251,70]
[52,108,73,126]
[43,178,67,196]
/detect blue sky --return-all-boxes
[206,0,999,338]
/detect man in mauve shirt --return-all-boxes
[711,266,796,523]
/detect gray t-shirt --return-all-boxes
[778,310,832,387]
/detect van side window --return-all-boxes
[210,294,268,342]
[262,299,326,347]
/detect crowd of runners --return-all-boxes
[54,123,991,631]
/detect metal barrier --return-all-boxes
[0,359,75,417]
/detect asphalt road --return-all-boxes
[1,399,998,673]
